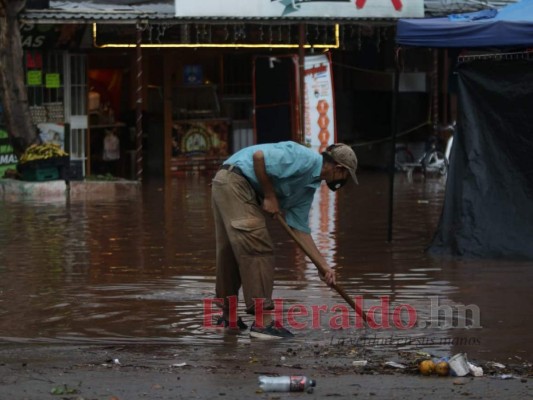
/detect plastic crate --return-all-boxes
[21,166,59,181]
[17,156,69,181]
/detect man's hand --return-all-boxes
[262,194,280,216]
[320,267,336,287]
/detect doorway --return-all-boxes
[253,55,299,144]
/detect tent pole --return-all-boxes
[387,48,401,243]
[442,49,449,125]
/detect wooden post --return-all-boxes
[298,23,306,144]
[135,22,144,181]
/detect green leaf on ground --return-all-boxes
[50,384,78,395]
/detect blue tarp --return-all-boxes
[396,0,533,47]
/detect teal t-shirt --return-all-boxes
[224,141,322,233]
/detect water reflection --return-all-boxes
[0,172,531,363]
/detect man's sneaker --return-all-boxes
[215,316,248,330]
[249,321,294,340]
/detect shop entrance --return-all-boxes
[253,55,299,144]
[86,53,139,179]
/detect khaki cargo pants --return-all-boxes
[211,168,275,316]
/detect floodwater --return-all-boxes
[0,171,532,364]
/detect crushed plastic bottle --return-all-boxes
[258,375,316,392]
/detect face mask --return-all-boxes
[327,178,348,191]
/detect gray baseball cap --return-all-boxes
[326,143,359,185]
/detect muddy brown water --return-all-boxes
[0,171,531,365]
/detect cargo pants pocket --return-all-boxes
[230,217,273,255]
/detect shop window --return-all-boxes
[24,50,66,149]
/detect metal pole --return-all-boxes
[432,49,439,131]
[387,49,401,243]
[442,49,449,125]
[135,23,144,181]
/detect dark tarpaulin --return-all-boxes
[429,60,533,259]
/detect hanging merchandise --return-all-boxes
[103,129,120,161]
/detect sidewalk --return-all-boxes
[0,178,140,201]
[1,342,530,400]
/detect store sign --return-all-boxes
[20,23,85,49]
[304,54,335,153]
[175,0,423,18]
[0,128,18,177]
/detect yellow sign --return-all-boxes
[27,70,42,86]
[45,73,61,89]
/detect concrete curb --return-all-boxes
[0,179,141,201]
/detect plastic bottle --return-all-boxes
[258,375,316,392]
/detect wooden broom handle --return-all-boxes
[275,214,369,324]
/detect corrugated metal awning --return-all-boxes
[424,0,519,16]
[22,1,175,23]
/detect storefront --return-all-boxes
[18,0,425,179]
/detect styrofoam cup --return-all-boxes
[449,353,470,377]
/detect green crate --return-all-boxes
[17,156,70,180]
[21,166,59,182]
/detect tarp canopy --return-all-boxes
[393,1,533,259]
[429,60,533,259]
[396,0,533,48]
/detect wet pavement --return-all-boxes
[0,170,532,366]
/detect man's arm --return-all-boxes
[292,229,336,286]
[253,150,280,215]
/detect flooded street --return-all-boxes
[1,171,532,365]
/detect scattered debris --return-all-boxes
[486,361,506,369]
[258,375,316,392]
[435,360,450,377]
[418,359,436,376]
[467,362,484,377]
[352,360,368,367]
[50,384,78,395]
[449,353,470,377]
[495,374,516,380]
[384,361,407,369]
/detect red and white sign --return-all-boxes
[304,54,335,153]
[175,0,423,18]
